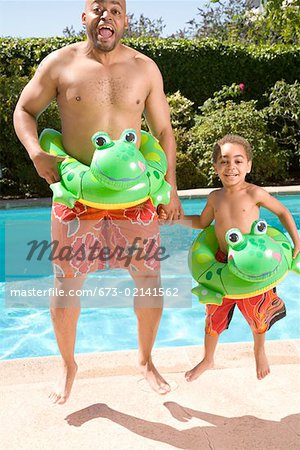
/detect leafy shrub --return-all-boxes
[0,75,60,197]
[189,100,287,185]
[200,82,246,115]
[263,80,300,172]
[176,152,208,190]
[167,91,195,130]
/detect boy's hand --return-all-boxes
[161,194,184,221]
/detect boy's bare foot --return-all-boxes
[185,359,214,382]
[139,360,171,394]
[255,349,270,380]
[49,361,78,405]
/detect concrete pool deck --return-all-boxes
[1,339,299,450]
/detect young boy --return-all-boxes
[161,134,300,381]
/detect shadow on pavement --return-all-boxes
[65,401,300,449]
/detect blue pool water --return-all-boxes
[0,195,299,360]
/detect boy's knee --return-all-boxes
[251,323,268,334]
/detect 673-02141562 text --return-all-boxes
[8,287,179,298]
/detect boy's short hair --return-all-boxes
[213,135,253,163]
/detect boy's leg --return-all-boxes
[185,298,236,382]
[185,333,219,382]
[49,276,85,404]
[253,331,270,380]
[237,288,286,380]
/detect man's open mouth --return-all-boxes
[98,25,114,39]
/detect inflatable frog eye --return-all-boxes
[91,132,113,149]
[120,129,137,144]
[225,228,244,247]
[252,219,267,235]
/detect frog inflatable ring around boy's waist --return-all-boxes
[39,128,171,209]
[189,219,300,305]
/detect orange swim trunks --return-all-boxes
[51,199,160,277]
[205,287,286,336]
[205,249,286,335]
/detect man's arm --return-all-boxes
[256,187,300,258]
[13,52,64,184]
[143,59,183,220]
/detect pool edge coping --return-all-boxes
[0,185,300,208]
[1,339,299,386]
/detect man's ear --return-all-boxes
[82,12,86,26]
[124,15,129,29]
[247,160,252,174]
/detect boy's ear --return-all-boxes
[247,160,252,173]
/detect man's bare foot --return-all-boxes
[139,360,171,395]
[49,362,78,405]
[255,349,270,380]
[185,359,214,382]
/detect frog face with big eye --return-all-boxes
[93,133,113,149]
[92,129,138,149]
[90,129,147,190]
[226,220,283,281]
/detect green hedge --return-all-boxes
[1,37,299,197]
[1,37,299,106]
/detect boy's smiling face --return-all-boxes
[214,142,252,187]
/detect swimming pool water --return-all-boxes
[0,195,299,360]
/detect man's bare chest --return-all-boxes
[57,64,147,110]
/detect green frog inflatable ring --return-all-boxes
[39,128,172,209]
[189,219,300,305]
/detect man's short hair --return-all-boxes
[213,134,253,162]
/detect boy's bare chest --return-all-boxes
[214,193,257,218]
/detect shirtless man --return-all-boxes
[14,0,183,404]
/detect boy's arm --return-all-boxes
[180,192,215,229]
[143,59,183,220]
[13,52,64,184]
[256,188,300,258]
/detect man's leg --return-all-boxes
[49,276,85,404]
[130,270,170,394]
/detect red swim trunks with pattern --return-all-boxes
[51,199,160,277]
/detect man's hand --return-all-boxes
[158,192,184,222]
[31,151,65,184]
